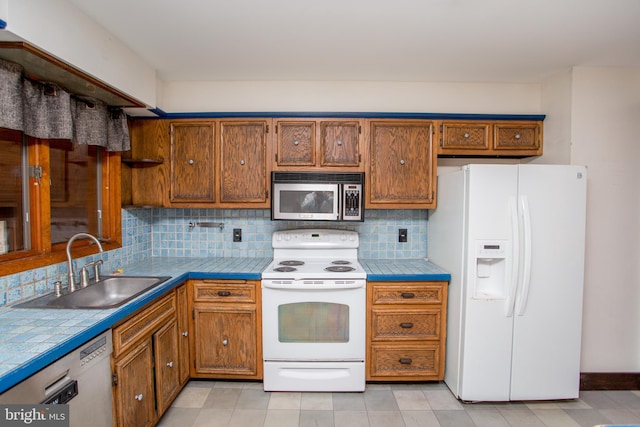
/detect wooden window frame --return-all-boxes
[0,136,122,276]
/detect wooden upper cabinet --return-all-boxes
[439,120,542,157]
[276,120,316,166]
[219,120,269,205]
[320,121,361,167]
[366,120,436,209]
[493,121,542,154]
[124,119,169,207]
[169,121,216,203]
[273,119,363,171]
[439,121,490,154]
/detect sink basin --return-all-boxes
[15,276,171,309]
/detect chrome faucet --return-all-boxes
[66,233,104,292]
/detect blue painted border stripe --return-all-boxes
[147,108,545,121]
[367,273,452,282]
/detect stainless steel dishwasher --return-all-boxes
[0,330,113,427]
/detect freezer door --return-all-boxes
[457,164,519,401]
[509,165,587,400]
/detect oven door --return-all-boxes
[262,280,366,361]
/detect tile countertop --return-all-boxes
[0,257,449,394]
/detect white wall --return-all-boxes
[569,67,640,372]
[158,80,541,114]
[0,0,157,107]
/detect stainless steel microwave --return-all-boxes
[271,172,364,222]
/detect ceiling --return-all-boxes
[69,0,640,84]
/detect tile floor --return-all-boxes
[157,380,640,427]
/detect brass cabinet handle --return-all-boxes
[400,322,414,328]
[401,292,415,299]
[217,291,231,296]
[399,358,412,365]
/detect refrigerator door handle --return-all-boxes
[515,196,533,315]
[505,196,519,317]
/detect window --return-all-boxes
[49,140,101,244]
[0,131,121,275]
[0,129,26,256]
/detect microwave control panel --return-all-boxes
[342,184,363,221]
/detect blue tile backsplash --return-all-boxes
[0,207,427,307]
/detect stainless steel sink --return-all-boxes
[15,276,171,309]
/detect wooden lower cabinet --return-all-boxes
[111,285,187,427]
[176,284,190,385]
[112,340,155,427]
[154,320,181,415]
[366,281,448,381]
[189,279,262,380]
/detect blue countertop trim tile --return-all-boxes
[0,256,448,394]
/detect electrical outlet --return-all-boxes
[233,228,242,242]
[398,228,408,243]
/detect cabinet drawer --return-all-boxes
[440,122,489,152]
[370,282,444,305]
[369,343,441,378]
[113,292,176,357]
[370,308,441,341]
[191,280,256,303]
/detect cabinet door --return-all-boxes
[112,340,155,427]
[219,120,268,204]
[276,120,316,166]
[368,120,436,208]
[176,284,190,385]
[191,305,258,378]
[320,121,361,167]
[439,121,490,154]
[170,121,216,203]
[154,320,181,416]
[493,121,542,155]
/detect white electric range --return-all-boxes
[261,229,366,392]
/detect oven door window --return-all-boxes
[278,302,349,343]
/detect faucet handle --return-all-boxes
[93,259,103,282]
[80,266,90,288]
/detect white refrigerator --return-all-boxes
[427,164,587,402]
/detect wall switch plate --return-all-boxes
[399,228,408,243]
[233,228,242,242]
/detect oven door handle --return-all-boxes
[262,281,365,290]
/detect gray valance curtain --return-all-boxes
[0,58,130,152]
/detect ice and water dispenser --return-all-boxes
[473,240,509,299]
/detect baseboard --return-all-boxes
[580,372,640,390]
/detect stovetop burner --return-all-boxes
[324,265,356,273]
[279,260,305,266]
[274,266,297,272]
[331,260,352,265]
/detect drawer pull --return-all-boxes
[399,358,412,365]
[400,322,414,328]
[217,291,231,297]
[401,292,415,299]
